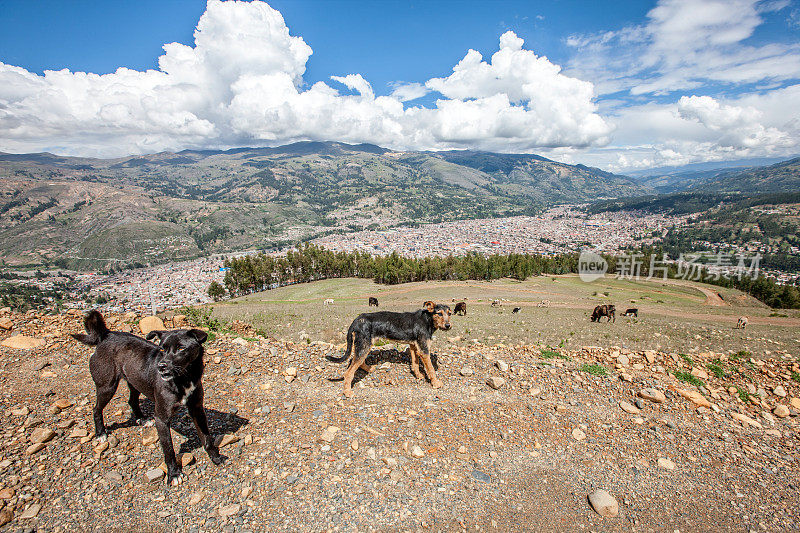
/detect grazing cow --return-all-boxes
[622,308,638,317]
[736,316,748,329]
[590,304,616,323]
[324,299,334,306]
[537,299,551,308]
[454,302,467,316]
[491,299,501,307]
[368,297,379,307]
[512,307,521,314]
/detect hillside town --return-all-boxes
[313,206,687,258]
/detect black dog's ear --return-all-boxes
[423,301,435,313]
[146,330,167,343]
[188,329,208,344]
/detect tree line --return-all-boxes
[218,244,799,309]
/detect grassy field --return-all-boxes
[209,275,800,356]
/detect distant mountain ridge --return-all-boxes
[0,141,646,270]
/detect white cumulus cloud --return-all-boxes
[0,1,610,157]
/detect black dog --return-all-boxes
[328,301,452,398]
[368,297,379,307]
[72,310,223,485]
[454,302,467,316]
[512,307,521,313]
[623,308,638,317]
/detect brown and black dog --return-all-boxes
[454,302,467,315]
[329,301,452,398]
[72,310,223,485]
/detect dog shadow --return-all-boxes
[327,347,439,385]
[109,401,249,455]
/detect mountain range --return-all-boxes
[0,142,644,269]
[0,141,797,270]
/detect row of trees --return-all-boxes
[217,244,800,308]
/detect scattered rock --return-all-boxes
[676,388,710,408]
[138,316,165,336]
[731,412,762,428]
[486,377,505,390]
[142,428,159,446]
[638,388,666,403]
[218,503,241,517]
[19,503,41,519]
[1,335,45,350]
[459,366,474,377]
[572,428,586,441]
[619,400,640,414]
[25,442,46,455]
[30,426,55,443]
[216,434,240,447]
[410,445,425,458]
[496,360,509,372]
[0,508,12,527]
[0,317,12,330]
[588,489,619,517]
[773,404,790,418]
[145,468,165,483]
[773,385,787,398]
[657,457,676,470]
[318,426,340,443]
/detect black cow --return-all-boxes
[590,304,616,323]
[368,297,379,307]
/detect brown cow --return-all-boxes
[590,304,616,323]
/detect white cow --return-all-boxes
[736,316,748,329]
[324,298,334,306]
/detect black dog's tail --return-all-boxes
[326,329,353,364]
[71,310,110,346]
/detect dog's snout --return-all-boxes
[157,361,167,371]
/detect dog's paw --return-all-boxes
[166,472,187,486]
[94,433,108,443]
[209,452,226,466]
[431,378,444,389]
[343,389,354,399]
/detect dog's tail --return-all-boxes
[71,310,110,346]
[326,330,353,364]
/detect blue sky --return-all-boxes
[0,0,798,171]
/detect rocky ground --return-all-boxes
[0,307,798,532]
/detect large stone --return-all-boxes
[773,385,787,398]
[588,489,619,517]
[1,335,44,350]
[318,426,340,443]
[218,504,241,517]
[773,404,790,418]
[643,350,657,364]
[657,457,676,470]
[619,400,640,415]
[486,377,505,390]
[459,366,474,377]
[676,388,710,408]
[19,503,41,519]
[144,468,164,483]
[30,427,55,444]
[0,317,12,330]
[495,360,509,372]
[690,367,708,380]
[731,412,762,428]
[139,316,165,336]
[638,388,666,403]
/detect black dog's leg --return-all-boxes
[127,383,151,425]
[154,413,183,486]
[187,391,224,465]
[92,380,119,442]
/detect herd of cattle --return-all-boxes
[325,297,750,329]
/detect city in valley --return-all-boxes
[10,206,690,313]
